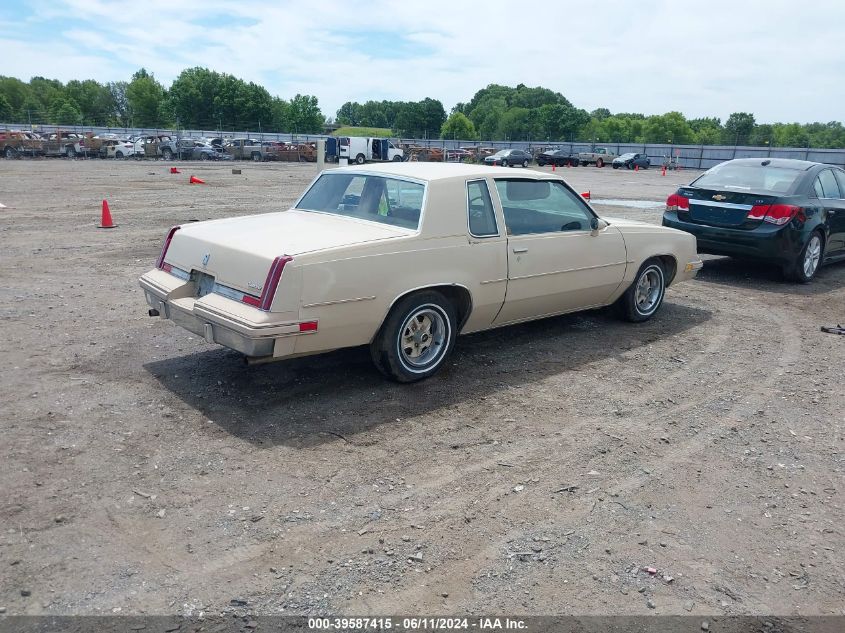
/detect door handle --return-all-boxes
[512,247,528,253]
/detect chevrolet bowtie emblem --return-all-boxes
[712,194,727,201]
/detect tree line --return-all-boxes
[2,71,845,148]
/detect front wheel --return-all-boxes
[612,164,619,169]
[370,290,457,383]
[616,259,666,323]
[501,159,508,167]
[522,159,529,168]
[65,146,76,158]
[162,148,173,160]
[115,150,123,159]
[4,146,17,159]
[786,231,824,283]
[392,154,402,161]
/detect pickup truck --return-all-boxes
[42,131,93,157]
[0,131,45,158]
[578,147,618,167]
[224,138,268,161]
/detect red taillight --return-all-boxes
[257,255,292,311]
[763,204,801,226]
[666,193,689,211]
[747,204,770,220]
[299,321,318,333]
[241,295,260,307]
[156,226,180,269]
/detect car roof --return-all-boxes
[334,162,554,182]
[725,158,819,171]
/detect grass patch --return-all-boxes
[332,126,393,138]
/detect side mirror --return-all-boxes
[590,218,608,235]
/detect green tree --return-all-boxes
[287,94,323,133]
[440,112,477,140]
[336,101,363,126]
[126,68,167,127]
[49,97,82,125]
[0,94,13,121]
[724,112,756,145]
[590,107,611,121]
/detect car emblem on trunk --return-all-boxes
[712,194,727,201]
[202,253,210,266]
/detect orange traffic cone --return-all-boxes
[634,164,639,172]
[170,167,181,174]
[189,175,205,184]
[662,165,667,176]
[98,199,115,228]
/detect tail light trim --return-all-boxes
[666,193,689,211]
[257,255,293,311]
[156,226,181,269]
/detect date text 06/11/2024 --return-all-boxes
[307,617,528,630]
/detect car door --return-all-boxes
[827,169,845,256]
[815,169,845,255]
[492,178,627,325]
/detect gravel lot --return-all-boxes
[1,159,843,617]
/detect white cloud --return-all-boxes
[4,0,845,123]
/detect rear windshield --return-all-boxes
[693,162,805,193]
[296,173,425,230]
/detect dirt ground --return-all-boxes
[1,158,843,617]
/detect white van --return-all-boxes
[338,137,404,164]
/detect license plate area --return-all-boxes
[192,270,216,298]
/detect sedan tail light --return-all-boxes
[747,204,802,225]
[666,193,689,211]
[156,226,181,269]
[253,256,293,311]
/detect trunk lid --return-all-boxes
[163,210,410,295]
[680,186,779,229]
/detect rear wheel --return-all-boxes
[370,290,457,383]
[355,153,366,165]
[392,154,402,161]
[65,146,76,158]
[616,259,666,322]
[4,146,17,159]
[596,158,604,167]
[252,152,261,162]
[162,148,173,160]
[501,159,508,167]
[115,150,123,159]
[522,159,529,168]
[612,164,619,169]
[786,231,824,283]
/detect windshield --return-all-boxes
[492,150,507,157]
[619,153,636,159]
[296,173,425,230]
[693,162,805,193]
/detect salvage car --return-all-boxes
[663,158,845,282]
[140,164,702,382]
[612,152,651,170]
[537,149,580,167]
[484,149,532,167]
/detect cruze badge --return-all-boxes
[202,253,211,266]
[712,194,727,201]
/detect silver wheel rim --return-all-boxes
[397,305,449,371]
[803,235,821,278]
[635,266,664,315]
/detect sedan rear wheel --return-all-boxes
[617,259,666,322]
[522,159,529,168]
[786,231,823,283]
[370,290,457,382]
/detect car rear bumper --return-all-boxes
[662,212,804,264]
[140,269,308,359]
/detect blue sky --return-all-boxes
[2,0,845,123]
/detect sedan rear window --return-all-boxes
[296,173,425,230]
[693,162,804,193]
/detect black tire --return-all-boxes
[785,231,824,283]
[596,158,604,168]
[570,159,578,167]
[162,148,173,160]
[501,159,508,167]
[252,152,261,162]
[392,154,402,161]
[581,160,588,167]
[612,164,619,169]
[522,159,529,168]
[538,160,546,167]
[4,146,17,159]
[65,146,76,158]
[115,150,123,159]
[200,152,209,161]
[370,290,457,383]
[616,259,667,323]
[355,153,366,165]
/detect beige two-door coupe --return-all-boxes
[140,163,702,382]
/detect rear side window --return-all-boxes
[297,173,424,230]
[834,170,845,197]
[467,179,497,237]
[816,170,842,199]
[694,162,804,193]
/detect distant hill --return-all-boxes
[332,126,393,138]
